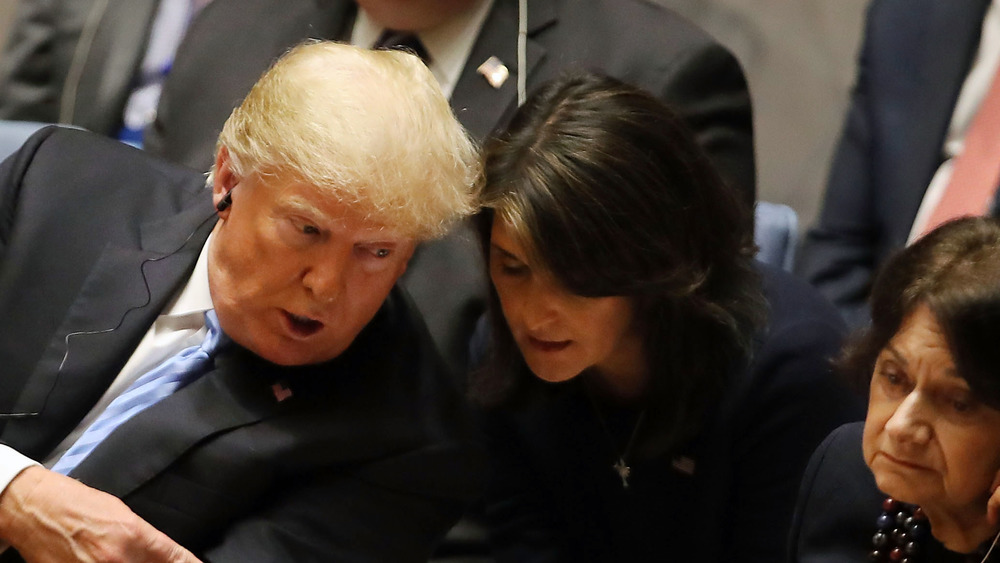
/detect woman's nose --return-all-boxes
[520,280,564,331]
[885,393,932,446]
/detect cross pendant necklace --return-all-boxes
[613,457,632,488]
[587,387,647,490]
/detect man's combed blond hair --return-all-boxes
[215,40,481,240]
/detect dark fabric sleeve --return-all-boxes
[795,2,879,329]
[786,423,880,563]
[479,413,564,563]
[724,269,866,562]
[201,444,480,563]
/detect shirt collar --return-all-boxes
[351,0,494,99]
[157,232,214,331]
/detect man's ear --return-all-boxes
[212,145,239,216]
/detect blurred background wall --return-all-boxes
[0,0,17,53]
[656,0,869,232]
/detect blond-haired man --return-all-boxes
[0,41,483,562]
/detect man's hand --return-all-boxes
[0,466,201,563]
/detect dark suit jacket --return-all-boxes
[796,0,992,328]
[0,0,161,135]
[142,0,757,377]
[0,127,485,562]
[477,266,865,562]
[789,423,972,563]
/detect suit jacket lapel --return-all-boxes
[450,0,556,139]
[70,347,284,498]
[0,202,216,458]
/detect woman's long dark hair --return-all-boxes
[472,71,766,452]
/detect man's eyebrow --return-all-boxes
[284,195,334,222]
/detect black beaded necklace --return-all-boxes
[872,498,1000,563]
[871,498,928,562]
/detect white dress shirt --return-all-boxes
[350,0,494,99]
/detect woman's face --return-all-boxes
[863,304,1000,520]
[488,218,646,392]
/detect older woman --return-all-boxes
[790,216,1000,562]
[471,71,864,562]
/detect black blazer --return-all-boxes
[789,423,973,563]
[0,127,485,562]
[477,266,866,562]
[141,0,757,376]
[796,0,992,328]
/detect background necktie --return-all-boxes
[51,310,229,475]
[374,29,431,65]
[920,65,1000,238]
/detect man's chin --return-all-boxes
[250,340,349,367]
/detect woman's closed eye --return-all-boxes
[490,245,530,276]
[498,258,529,276]
[875,361,911,398]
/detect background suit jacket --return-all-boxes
[476,265,865,562]
[789,423,971,563]
[0,127,485,562]
[0,0,161,135]
[796,0,992,328]
[143,0,757,378]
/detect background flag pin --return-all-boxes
[477,56,509,89]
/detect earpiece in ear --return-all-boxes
[216,190,233,212]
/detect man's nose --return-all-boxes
[301,256,348,303]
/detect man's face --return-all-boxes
[208,154,415,366]
[355,0,478,31]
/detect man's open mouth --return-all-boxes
[284,311,324,337]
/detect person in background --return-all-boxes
[798,0,1000,328]
[0,0,212,147]
[143,0,757,378]
[470,71,863,562]
[791,216,1000,563]
[0,41,483,562]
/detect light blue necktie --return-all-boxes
[51,310,228,475]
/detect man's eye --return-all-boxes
[357,245,391,259]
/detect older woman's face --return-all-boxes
[863,305,1000,518]
[488,218,645,391]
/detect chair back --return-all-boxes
[0,120,56,160]
[754,201,799,271]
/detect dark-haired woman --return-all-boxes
[471,71,864,562]
[791,216,1000,563]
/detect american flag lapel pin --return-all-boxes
[671,455,696,475]
[477,56,509,89]
[272,381,293,402]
